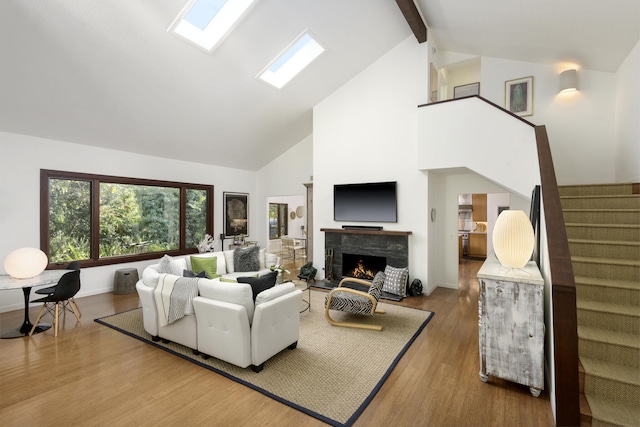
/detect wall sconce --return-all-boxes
[492,210,535,268]
[4,247,48,278]
[559,69,578,93]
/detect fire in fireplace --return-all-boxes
[342,253,386,280]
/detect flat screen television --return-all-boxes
[334,181,397,223]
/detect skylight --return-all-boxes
[257,31,325,89]
[169,0,256,52]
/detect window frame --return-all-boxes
[268,202,288,239]
[40,169,214,269]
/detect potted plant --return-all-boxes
[197,234,218,253]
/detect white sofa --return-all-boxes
[136,249,302,371]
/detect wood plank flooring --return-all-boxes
[0,259,555,426]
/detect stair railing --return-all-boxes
[534,125,580,426]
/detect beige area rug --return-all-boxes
[95,290,433,427]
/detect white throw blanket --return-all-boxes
[154,274,200,327]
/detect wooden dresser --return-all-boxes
[477,252,545,397]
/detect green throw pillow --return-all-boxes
[220,277,238,283]
[191,256,218,279]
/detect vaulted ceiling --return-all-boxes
[0,1,637,170]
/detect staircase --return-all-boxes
[560,183,640,427]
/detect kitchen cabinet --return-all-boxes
[468,233,486,258]
[477,253,545,397]
[472,194,487,222]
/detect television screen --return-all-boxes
[334,181,397,222]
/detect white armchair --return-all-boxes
[193,280,302,372]
[136,278,198,350]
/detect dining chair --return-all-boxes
[35,261,82,317]
[29,270,82,337]
[280,237,294,260]
[281,237,306,261]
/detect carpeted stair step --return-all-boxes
[559,183,639,197]
[565,224,640,241]
[582,356,640,418]
[577,300,640,335]
[584,371,640,414]
[563,183,640,427]
[579,326,640,369]
[569,239,640,260]
[586,395,640,427]
[571,256,640,282]
[561,194,640,210]
[575,276,640,307]
[563,209,640,225]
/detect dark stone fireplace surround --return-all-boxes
[321,228,411,281]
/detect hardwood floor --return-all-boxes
[0,259,555,426]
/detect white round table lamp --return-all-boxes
[4,247,49,279]
[492,210,535,268]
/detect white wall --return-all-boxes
[313,36,430,284]
[256,135,313,252]
[256,134,313,200]
[479,56,617,185]
[0,131,257,312]
[614,40,640,183]
[431,171,529,290]
[443,58,481,100]
[439,47,640,186]
[418,96,540,199]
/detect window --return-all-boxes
[41,170,213,267]
[268,203,288,239]
[168,0,257,52]
[257,31,325,89]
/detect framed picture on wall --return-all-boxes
[453,82,480,99]
[223,192,249,237]
[505,76,534,116]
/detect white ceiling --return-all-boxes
[419,0,639,73]
[1,0,638,171]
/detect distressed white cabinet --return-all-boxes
[477,253,545,397]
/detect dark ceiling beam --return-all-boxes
[395,0,427,43]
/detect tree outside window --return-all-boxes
[42,170,213,267]
[269,203,288,239]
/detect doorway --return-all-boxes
[457,192,510,262]
[266,194,306,257]
[269,203,288,239]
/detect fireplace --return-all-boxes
[342,253,387,280]
[321,228,411,281]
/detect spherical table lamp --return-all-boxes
[492,210,535,268]
[4,247,48,279]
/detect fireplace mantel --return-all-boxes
[320,228,412,236]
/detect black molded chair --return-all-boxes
[29,270,81,337]
[35,261,82,317]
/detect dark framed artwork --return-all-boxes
[453,82,480,99]
[505,76,533,116]
[223,192,249,237]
